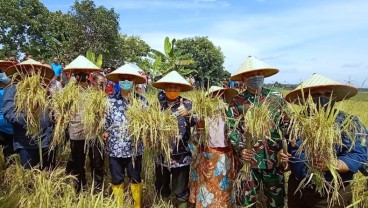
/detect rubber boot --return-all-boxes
[111,183,124,206]
[130,183,143,208]
[177,201,188,208]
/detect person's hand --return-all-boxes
[278,151,292,163]
[178,98,190,117]
[103,132,109,141]
[312,158,329,172]
[241,149,254,162]
[196,118,205,130]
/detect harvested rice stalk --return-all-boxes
[126,95,179,164]
[186,90,227,145]
[237,100,274,182]
[81,87,109,145]
[288,96,358,205]
[50,79,81,149]
[14,72,49,137]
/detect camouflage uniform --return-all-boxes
[227,88,287,208]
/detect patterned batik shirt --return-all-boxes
[104,92,148,158]
[155,91,198,168]
[227,87,287,170]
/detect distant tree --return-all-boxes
[116,35,151,70]
[175,36,228,88]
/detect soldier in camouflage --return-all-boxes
[227,56,287,208]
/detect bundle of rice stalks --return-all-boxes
[287,96,358,205]
[126,95,179,164]
[185,90,228,145]
[50,79,82,148]
[236,100,274,182]
[81,87,109,145]
[349,173,368,208]
[13,72,49,137]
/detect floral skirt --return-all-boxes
[189,146,236,208]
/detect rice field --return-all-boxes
[0,89,367,207]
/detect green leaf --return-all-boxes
[164,37,171,57]
[96,54,103,67]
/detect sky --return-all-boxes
[41,0,368,86]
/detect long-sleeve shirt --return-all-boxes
[1,84,53,150]
[104,92,147,158]
[0,88,13,135]
[289,111,368,182]
[155,91,197,168]
[227,88,286,170]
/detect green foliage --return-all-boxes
[175,36,229,87]
[149,37,195,78]
[86,50,103,68]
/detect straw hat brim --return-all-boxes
[208,88,238,103]
[63,68,101,74]
[231,68,279,81]
[5,63,55,81]
[285,84,358,103]
[0,61,17,71]
[152,82,193,92]
[106,73,146,84]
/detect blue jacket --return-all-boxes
[50,63,62,77]
[289,111,367,182]
[0,88,13,135]
[1,85,53,150]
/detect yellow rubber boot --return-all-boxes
[112,183,124,206]
[130,183,143,208]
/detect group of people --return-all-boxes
[0,55,367,208]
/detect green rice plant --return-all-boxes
[287,96,358,205]
[13,72,49,137]
[50,79,82,149]
[81,87,109,145]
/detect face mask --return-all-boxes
[165,91,180,101]
[119,80,133,92]
[246,75,264,90]
[0,72,10,85]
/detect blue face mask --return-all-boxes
[119,80,133,92]
[0,72,10,85]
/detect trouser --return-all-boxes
[109,155,142,184]
[237,168,285,208]
[66,139,105,192]
[18,148,55,170]
[288,175,352,208]
[155,164,190,202]
[0,132,15,166]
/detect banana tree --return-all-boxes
[149,37,195,78]
[86,50,103,68]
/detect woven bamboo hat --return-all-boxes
[106,63,146,84]
[206,86,238,103]
[231,56,279,81]
[285,73,358,103]
[5,59,54,80]
[152,71,193,92]
[63,55,101,73]
[0,60,17,71]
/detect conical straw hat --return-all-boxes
[106,63,146,84]
[152,71,193,92]
[206,86,238,103]
[285,73,358,103]
[63,55,101,73]
[0,60,17,71]
[231,56,279,81]
[5,59,54,81]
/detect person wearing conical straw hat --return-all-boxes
[188,86,238,208]
[279,73,367,208]
[63,55,105,193]
[103,63,147,208]
[1,59,55,169]
[152,70,197,208]
[0,62,16,166]
[227,56,288,208]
